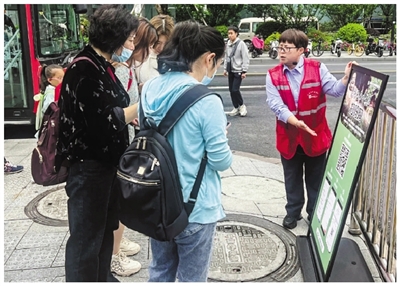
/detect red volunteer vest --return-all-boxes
[269,58,332,159]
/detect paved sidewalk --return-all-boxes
[3,139,382,282]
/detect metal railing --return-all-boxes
[349,99,397,282]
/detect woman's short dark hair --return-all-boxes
[88,5,139,54]
[157,20,225,74]
[279,29,308,49]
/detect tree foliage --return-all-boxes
[378,4,396,33]
[360,4,378,28]
[174,4,244,27]
[245,5,274,20]
[324,5,364,30]
[174,4,208,25]
[256,21,285,39]
[205,5,244,27]
[267,4,325,32]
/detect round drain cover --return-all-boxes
[208,214,299,282]
[24,186,68,227]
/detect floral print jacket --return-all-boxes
[57,45,130,167]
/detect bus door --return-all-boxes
[4,4,31,124]
[4,4,86,125]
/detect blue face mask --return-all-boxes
[111,46,133,62]
[201,59,217,85]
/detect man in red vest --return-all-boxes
[266,29,355,229]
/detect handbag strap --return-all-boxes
[229,40,240,58]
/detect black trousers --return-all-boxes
[65,160,119,282]
[228,72,244,108]
[280,145,326,218]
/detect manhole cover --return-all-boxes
[208,214,299,282]
[24,186,68,227]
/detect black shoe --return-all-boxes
[307,215,311,222]
[283,214,302,229]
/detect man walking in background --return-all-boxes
[223,25,249,117]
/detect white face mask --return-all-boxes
[201,59,217,85]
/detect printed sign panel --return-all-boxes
[308,65,389,281]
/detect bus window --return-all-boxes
[4,4,85,125]
[36,4,83,56]
[4,6,26,110]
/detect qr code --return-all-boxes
[336,143,350,178]
[349,102,364,123]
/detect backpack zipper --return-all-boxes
[117,170,160,186]
[151,158,159,171]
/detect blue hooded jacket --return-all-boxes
[140,72,233,224]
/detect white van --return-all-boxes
[238,17,274,47]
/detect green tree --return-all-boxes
[360,4,379,28]
[175,4,208,25]
[256,21,285,38]
[175,4,244,27]
[267,4,325,32]
[204,5,244,27]
[245,4,274,20]
[324,5,364,30]
[379,4,396,33]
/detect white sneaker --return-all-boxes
[120,236,141,256]
[239,104,247,117]
[111,251,141,277]
[225,107,239,116]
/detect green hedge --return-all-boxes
[337,23,368,43]
[214,25,228,38]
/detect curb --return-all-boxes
[232,150,281,165]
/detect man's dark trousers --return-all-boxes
[280,145,326,219]
[228,72,243,108]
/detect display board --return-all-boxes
[308,65,389,281]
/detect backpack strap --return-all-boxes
[162,84,222,216]
[139,84,222,216]
[69,56,98,70]
[184,151,208,216]
[158,84,221,136]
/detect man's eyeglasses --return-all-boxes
[278,46,298,53]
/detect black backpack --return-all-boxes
[117,84,221,241]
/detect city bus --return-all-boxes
[4,4,87,125]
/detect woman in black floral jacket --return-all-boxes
[56,5,139,282]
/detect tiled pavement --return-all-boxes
[3,139,382,282]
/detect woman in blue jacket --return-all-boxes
[140,20,233,282]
